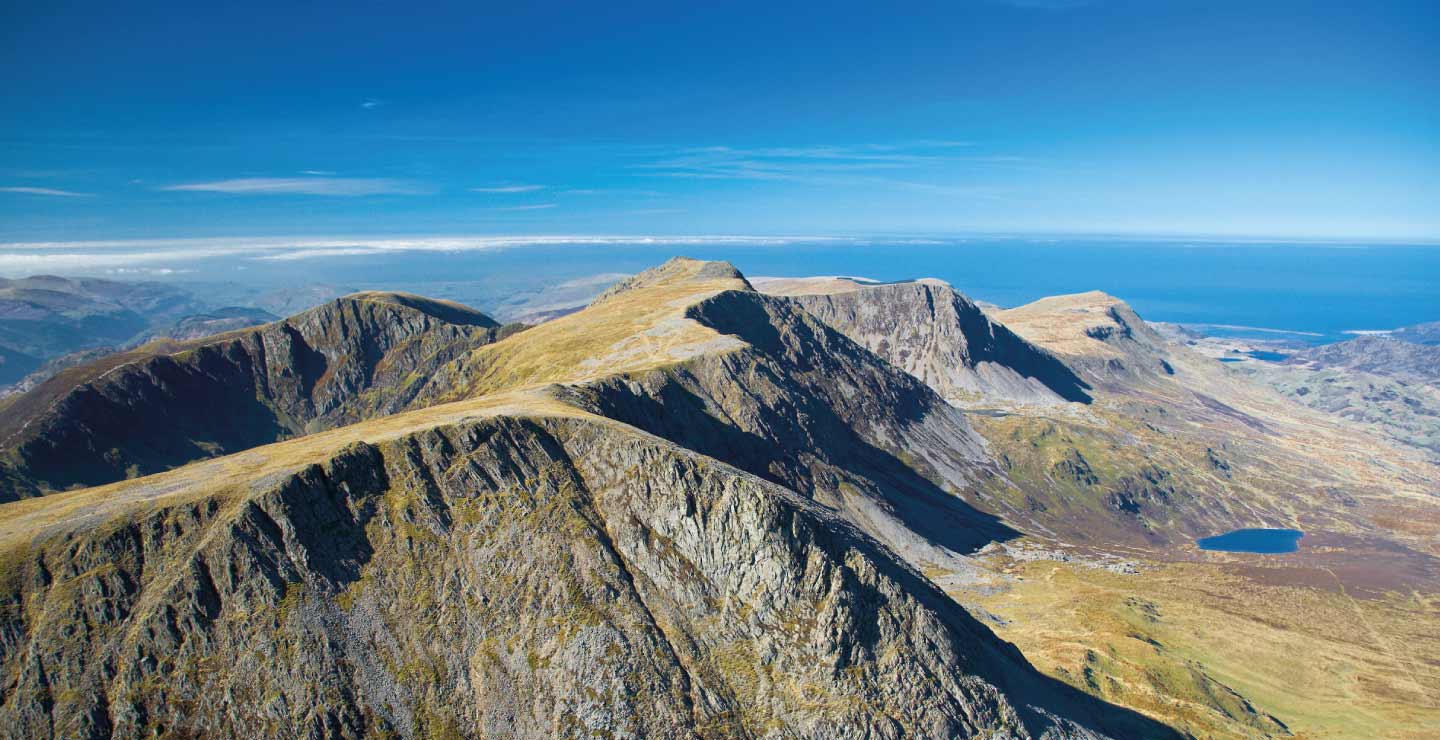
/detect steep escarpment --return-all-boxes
[761,278,1090,406]
[0,292,519,499]
[0,408,1174,739]
[568,288,1014,569]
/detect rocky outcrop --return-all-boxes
[995,291,1176,386]
[763,279,1091,406]
[568,288,1015,570]
[0,293,520,499]
[0,411,1175,739]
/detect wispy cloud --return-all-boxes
[0,234,853,272]
[558,188,666,197]
[471,184,545,193]
[159,177,423,196]
[360,98,384,110]
[300,169,337,176]
[487,203,556,212]
[633,142,1024,198]
[0,186,91,197]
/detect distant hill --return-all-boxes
[0,291,518,498]
[1389,320,1440,345]
[1294,333,1440,382]
[0,275,208,384]
[148,306,279,341]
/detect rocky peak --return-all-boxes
[759,277,1092,406]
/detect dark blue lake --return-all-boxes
[1197,528,1304,553]
[1247,350,1289,362]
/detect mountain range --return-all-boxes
[0,258,1434,739]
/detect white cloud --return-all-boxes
[0,234,854,273]
[159,177,423,196]
[487,203,556,212]
[633,142,1026,198]
[300,170,337,176]
[0,186,91,197]
[471,184,545,193]
[360,98,384,109]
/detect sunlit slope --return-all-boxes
[417,257,754,400]
[971,290,1440,550]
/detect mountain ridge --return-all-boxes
[0,291,519,499]
[0,257,1177,738]
[757,277,1091,406]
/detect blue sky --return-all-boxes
[1,0,1436,242]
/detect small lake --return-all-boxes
[1197,528,1304,553]
[1247,350,1289,362]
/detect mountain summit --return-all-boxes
[756,276,1091,406]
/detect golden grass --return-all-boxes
[949,557,1440,739]
[0,258,754,551]
[0,389,596,551]
[434,257,751,400]
[995,290,1131,359]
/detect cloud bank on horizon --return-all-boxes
[0,234,860,276]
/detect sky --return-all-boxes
[1,0,1436,243]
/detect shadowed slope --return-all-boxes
[0,292,518,499]
[418,259,1020,569]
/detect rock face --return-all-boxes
[571,288,1015,569]
[759,278,1090,406]
[0,412,1169,739]
[0,257,1179,738]
[0,292,518,499]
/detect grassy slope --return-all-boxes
[948,555,1440,739]
[0,259,747,565]
[952,292,1440,738]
